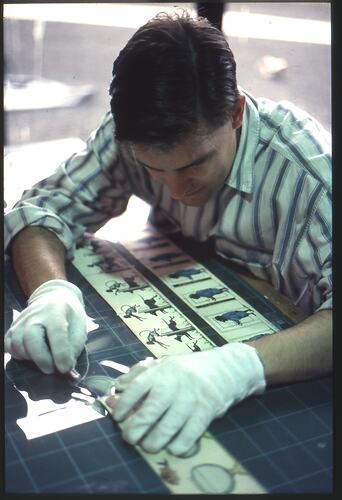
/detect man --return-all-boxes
[4,11,332,457]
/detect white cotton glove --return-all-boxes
[111,343,266,456]
[4,279,87,375]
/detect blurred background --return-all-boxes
[3,2,331,227]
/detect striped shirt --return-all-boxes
[4,89,332,315]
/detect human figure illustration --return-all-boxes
[137,235,164,245]
[135,236,169,250]
[149,242,170,250]
[169,268,205,280]
[215,308,256,325]
[190,287,228,301]
[150,251,183,262]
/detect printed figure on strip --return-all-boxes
[215,308,256,326]
[82,239,102,256]
[123,275,148,292]
[121,304,144,321]
[138,293,170,316]
[189,287,229,303]
[134,235,170,250]
[105,279,123,294]
[146,241,170,250]
[150,251,185,263]
[157,460,180,486]
[139,328,169,348]
[137,235,166,245]
[80,236,125,267]
[105,274,148,294]
[186,338,201,352]
[87,256,119,273]
[161,314,195,342]
[168,267,206,281]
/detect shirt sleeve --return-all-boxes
[290,188,332,314]
[4,111,133,259]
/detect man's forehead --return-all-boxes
[132,147,216,172]
[130,128,226,171]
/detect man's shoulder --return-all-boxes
[87,110,119,162]
[256,97,327,137]
[245,96,331,191]
[242,89,329,149]
[92,110,115,139]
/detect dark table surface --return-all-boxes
[4,234,333,494]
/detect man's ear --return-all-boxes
[232,95,245,130]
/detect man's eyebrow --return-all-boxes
[136,149,216,172]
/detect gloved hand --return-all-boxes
[111,342,266,456]
[4,279,87,375]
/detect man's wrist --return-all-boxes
[28,279,84,306]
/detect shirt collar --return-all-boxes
[225,88,260,194]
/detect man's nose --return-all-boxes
[164,173,190,199]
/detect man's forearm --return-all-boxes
[11,226,67,297]
[247,309,332,386]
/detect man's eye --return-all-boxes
[188,164,204,175]
[146,168,163,178]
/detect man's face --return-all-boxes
[131,99,244,207]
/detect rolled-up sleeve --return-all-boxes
[4,111,132,259]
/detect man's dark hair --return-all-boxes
[109,10,239,149]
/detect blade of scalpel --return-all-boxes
[68,368,83,382]
[67,368,97,398]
